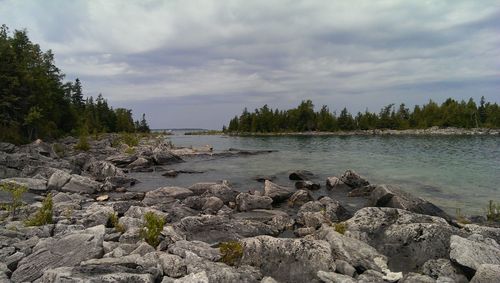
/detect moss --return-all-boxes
[0,182,27,217]
[334,222,347,234]
[140,212,165,247]
[219,241,243,266]
[25,193,53,226]
[107,212,126,233]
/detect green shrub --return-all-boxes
[25,193,53,226]
[107,212,126,233]
[120,132,139,147]
[219,241,243,266]
[455,208,471,224]
[124,147,136,155]
[74,133,90,151]
[334,222,347,234]
[140,212,165,247]
[486,200,500,222]
[0,182,27,217]
[52,143,66,157]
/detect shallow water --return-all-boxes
[132,133,500,215]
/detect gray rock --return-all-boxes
[142,187,193,206]
[202,196,224,214]
[168,271,209,283]
[0,177,47,192]
[288,189,313,207]
[335,259,357,277]
[240,235,336,282]
[79,203,115,227]
[5,251,25,271]
[0,142,16,153]
[289,170,314,181]
[470,264,500,283]
[152,144,183,165]
[344,207,463,272]
[400,273,436,283]
[81,253,141,268]
[235,193,273,211]
[86,160,125,181]
[41,265,155,283]
[131,242,156,256]
[368,184,451,221]
[106,154,138,167]
[326,176,349,190]
[188,182,220,195]
[103,176,138,190]
[261,277,279,283]
[159,253,187,278]
[47,170,72,190]
[200,184,239,204]
[168,240,221,261]
[357,269,385,283]
[294,227,316,237]
[297,198,351,228]
[61,174,101,194]
[128,157,152,171]
[263,180,294,202]
[422,258,468,283]
[317,271,357,283]
[449,234,500,271]
[463,224,500,244]
[295,180,321,190]
[124,206,168,221]
[11,225,105,282]
[340,169,369,188]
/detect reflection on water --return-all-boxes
[132,133,500,215]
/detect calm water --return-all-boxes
[133,133,500,215]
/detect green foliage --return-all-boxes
[334,222,347,234]
[107,212,126,233]
[0,182,27,217]
[486,200,500,222]
[74,131,90,151]
[140,212,165,247]
[25,193,53,226]
[219,241,243,266]
[225,97,500,133]
[124,147,136,155]
[120,132,139,147]
[455,208,471,224]
[52,143,66,157]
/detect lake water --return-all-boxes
[132,133,500,216]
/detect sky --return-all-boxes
[1,0,499,129]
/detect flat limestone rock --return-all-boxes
[449,235,500,271]
[11,225,105,282]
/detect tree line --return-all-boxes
[0,25,149,144]
[224,98,500,133]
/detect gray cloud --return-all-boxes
[1,0,499,128]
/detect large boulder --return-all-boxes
[240,235,336,282]
[41,265,155,283]
[200,184,239,204]
[368,184,451,221]
[294,180,320,190]
[263,180,294,202]
[470,264,500,283]
[0,177,47,192]
[339,169,369,188]
[47,169,72,190]
[61,174,102,194]
[421,258,468,283]
[288,190,313,207]
[326,177,350,190]
[343,207,464,272]
[296,198,351,228]
[106,154,138,167]
[449,234,500,272]
[0,142,16,153]
[235,193,273,212]
[11,225,105,282]
[152,143,183,165]
[86,160,125,181]
[142,187,194,206]
[168,240,221,261]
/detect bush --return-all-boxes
[120,132,139,147]
[140,212,165,247]
[107,212,126,233]
[219,241,243,266]
[74,133,90,151]
[0,182,27,217]
[25,193,53,226]
[334,222,347,234]
[486,200,500,222]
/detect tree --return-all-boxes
[136,113,150,133]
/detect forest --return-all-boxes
[0,25,149,144]
[225,97,500,133]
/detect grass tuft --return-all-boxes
[140,212,165,247]
[25,193,53,226]
[334,222,347,234]
[219,241,243,266]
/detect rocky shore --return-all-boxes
[0,135,499,283]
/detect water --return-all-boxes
[132,133,500,215]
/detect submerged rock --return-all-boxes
[294,180,320,190]
[289,170,314,181]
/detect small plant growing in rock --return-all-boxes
[52,143,66,157]
[107,212,126,233]
[140,212,165,247]
[120,132,139,147]
[219,241,243,266]
[74,133,90,151]
[334,222,347,234]
[124,147,136,155]
[0,182,27,218]
[25,193,53,226]
[486,200,500,222]
[455,208,471,224]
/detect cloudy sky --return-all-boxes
[1,0,499,129]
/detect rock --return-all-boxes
[289,170,314,181]
[326,176,350,190]
[188,182,220,195]
[463,224,500,244]
[79,203,115,227]
[470,264,500,283]
[368,184,451,221]
[41,265,155,283]
[295,180,321,190]
[261,277,279,283]
[236,193,273,211]
[399,273,436,283]
[263,180,294,202]
[449,234,500,271]
[240,235,336,282]
[47,170,72,190]
[421,258,468,283]
[5,251,25,271]
[11,225,105,282]
[297,198,351,228]
[124,206,168,221]
[294,227,316,237]
[96,194,109,202]
[86,160,125,181]
[24,140,57,158]
[200,184,239,204]
[335,259,357,277]
[201,196,224,214]
[357,269,385,282]
[344,207,462,272]
[175,215,277,244]
[253,175,276,183]
[130,242,156,256]
[0,142,16,153]
[315,225,387,273]
[167,271,209,283]
[61,174,102,194]
[106,154,138,167]
[103,176,138,190]
[168,240,221,261]
[163,170,179,178]
[317,271,357,283]
[142,187,194,206]
[339,169,369,188]
[128,157,151,171]
[288,190,313,207]
[348,185,376,197]
[0,177,47,192]
[159,253,187,278]
[152,144,183,165]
